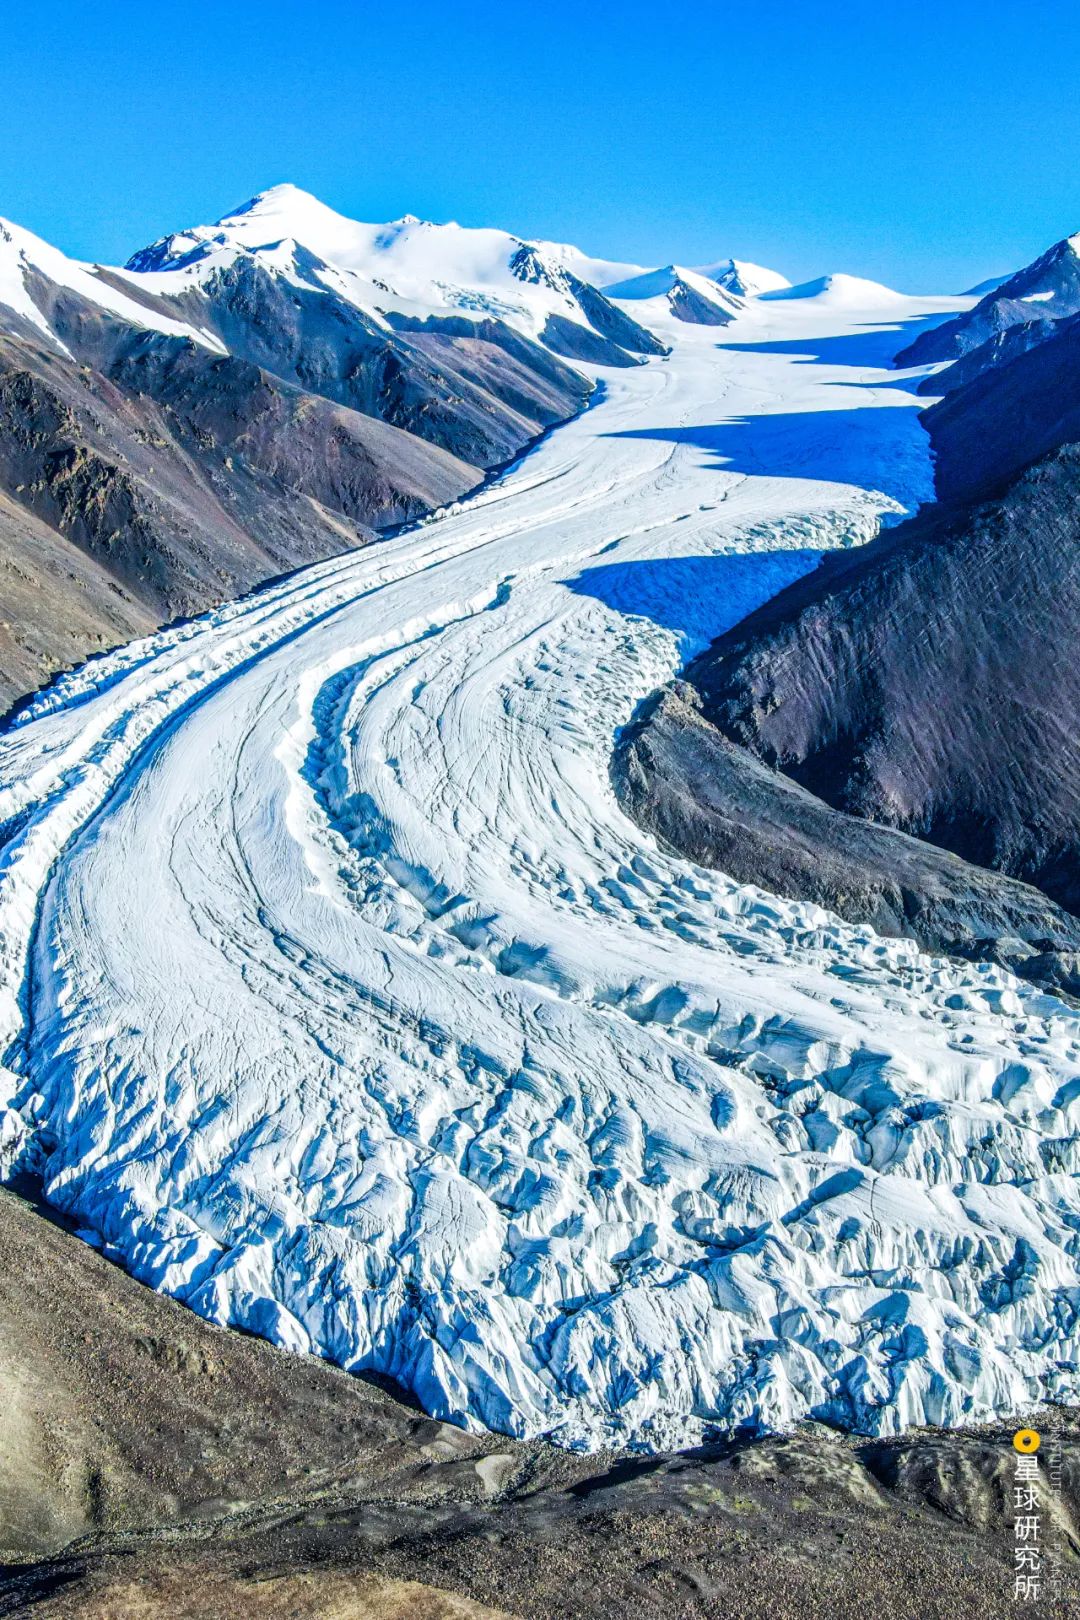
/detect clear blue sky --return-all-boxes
[2,0,1078,291]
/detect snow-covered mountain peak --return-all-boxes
[603,264,690,298]
[761,271,906,304]
[214,185,396,266]
[123,189,669,359]
[601,262,744,326]
[222,181,334,225]
[507,241,576,297]
[696,257,792,298]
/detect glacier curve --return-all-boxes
[2,291,1079,1451]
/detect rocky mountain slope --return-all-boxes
[655,442,1080,902]
[896,227,1080,368]
[617,669,1080,993]
[922,309,1080,502]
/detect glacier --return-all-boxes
[2,279,1079,1453]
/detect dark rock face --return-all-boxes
[922,311,1080,502]
[897,230,1080,367]
[666,277,736,325]
[0,258,592,712]
[0,489,154,714]
[540,312,644,367]
[688,447,1080,911]
[149,256,593,467]
[914,312,1060,397]
[617,684,1080,989]
[0,321,475,632]
[562,272,670,356]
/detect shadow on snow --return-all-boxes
[564,551,823,647]
[713,308,955,369]
[601,403,926,502]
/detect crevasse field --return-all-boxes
[2,283,1079,1452]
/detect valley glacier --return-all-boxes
[3,283,1080,1452]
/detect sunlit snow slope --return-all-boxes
[3,286,1079,1451]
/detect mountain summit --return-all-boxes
[127,184,668,364]
[601,263,744,324]
[694,257,792,298]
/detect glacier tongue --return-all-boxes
[2,286,1079,1450]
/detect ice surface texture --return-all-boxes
[3,282,1078,1451]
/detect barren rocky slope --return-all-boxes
[642,443,1080,880]
[920,311,1080,503]
[616,676,1080,991]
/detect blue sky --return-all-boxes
[2,0,1078,291]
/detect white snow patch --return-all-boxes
[761,273,907,305]
[0,222,62,346]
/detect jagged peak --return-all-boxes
[696,258,792,298]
